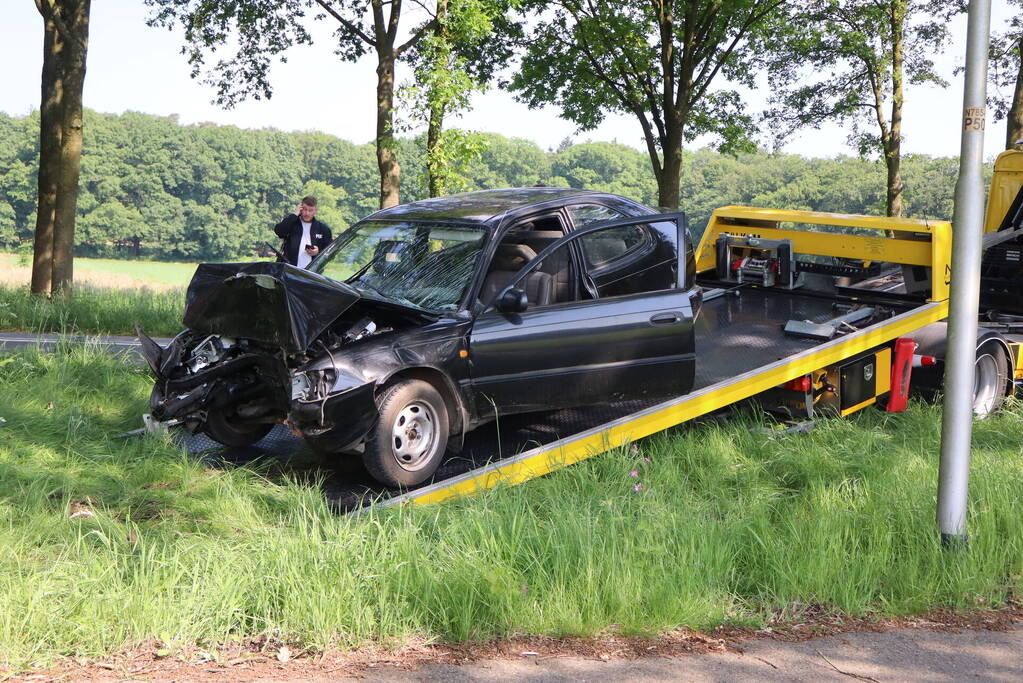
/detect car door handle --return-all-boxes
[649,312,682,325]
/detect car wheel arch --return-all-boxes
[377,366,466,444]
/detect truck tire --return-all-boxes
[204,408,273,447]
[906,323,1012,418]
[972,340,1011,418]
[363,379,449,488]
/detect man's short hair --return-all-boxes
[301,195,317,207]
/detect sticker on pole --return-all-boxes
[964,106,986,132]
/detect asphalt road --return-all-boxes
[357,624,1023,682]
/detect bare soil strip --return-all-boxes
[6,606,1019,681]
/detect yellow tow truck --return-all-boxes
[358,154,1023,510]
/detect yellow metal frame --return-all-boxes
[693,206,952,302]
[876,347,892,395]
[1009,341,1023,380]
[392,301,948,507]
[984,150,1023,234]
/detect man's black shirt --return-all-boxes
[273,214,332,267]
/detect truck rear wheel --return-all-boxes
[972,340,1011,418]
[907,324,1013,418]
[363,379,449,488]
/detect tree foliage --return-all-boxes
[146,0,439,209]
[398,0,513,196]
[985,0,1023,148]
[0,110,974,267]
[765,0,958,217]
[511,0,790,209]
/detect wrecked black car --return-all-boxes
[141,188,700,487]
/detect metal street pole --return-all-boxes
[937,0,992,548]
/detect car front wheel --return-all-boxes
[204,407,273,447]
[363,379,449,488]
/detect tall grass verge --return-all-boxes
[0,344,1021,666]
[0,284,184,336]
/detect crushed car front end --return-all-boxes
[142,219,487,486]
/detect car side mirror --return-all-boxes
[496,286,528,313]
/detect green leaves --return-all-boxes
[764,0,957,151]
[511,0,790,207]
[144,0,316,108]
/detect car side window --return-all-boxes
[481,213,578,307]
[567,204,625,228]
[579,224,651,269]
[580,221,678,299]
[489,216,684,308]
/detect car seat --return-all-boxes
[481,243,553,307]
[518,230,575,303]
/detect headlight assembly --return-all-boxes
[291,369,338,401]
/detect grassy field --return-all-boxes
[0,253,196,336]
[0,343,1021,668]
[0,252,198,289]
[0,285,184,337]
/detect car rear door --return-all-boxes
[467,214,698,417]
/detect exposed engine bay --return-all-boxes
[140,261,433,451]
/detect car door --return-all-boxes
[468,214,697,417]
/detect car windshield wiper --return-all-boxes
[345,260,374,284]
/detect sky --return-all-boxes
[0,1,1018,160]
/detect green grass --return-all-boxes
[1,252,198,288]
[1,343,1022,667]
[57,256,198,288]
[0,252,191,336]
[0,285,184,337]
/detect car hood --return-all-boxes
[183,262,361,353]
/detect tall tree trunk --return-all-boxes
[51,0,90,295]
[1006,34,1023,150]
[657,149,682,210]
[375,51,400,209]
[426,101,445,198]
[656,115,684,209]
[426,0,448,198]
[32,12,63,296]
[885,0,905,218]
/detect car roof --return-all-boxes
[361,187,605,224]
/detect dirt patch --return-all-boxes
[6,606,1020,681]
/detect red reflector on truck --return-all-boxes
[886,338,916,412]
[783,375,812,392]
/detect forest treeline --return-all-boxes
[0,109,982,261]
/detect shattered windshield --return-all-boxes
[311,221,488,312]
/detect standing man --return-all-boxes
[273,195,332,269]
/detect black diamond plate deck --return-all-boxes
[174,287,912,511]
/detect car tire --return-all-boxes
[363,379,449,488]
[203,408,273,447]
